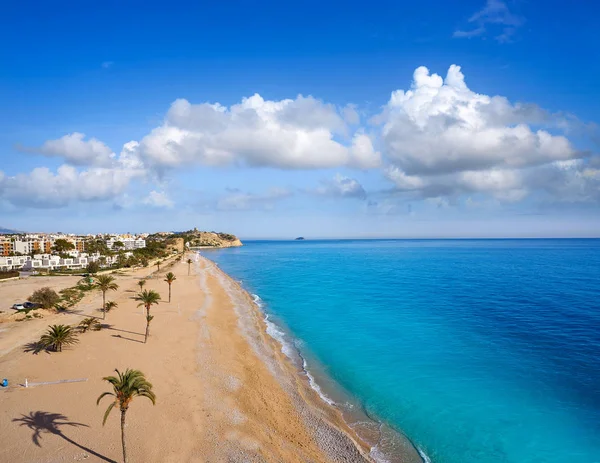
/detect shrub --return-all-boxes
[59,287,85,307]
[0,270,19,280]
[86,261,100,274]
[29,287,61,310]
[79,317,102,333]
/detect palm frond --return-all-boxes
[134,289,161,307]
[94,275,119,292]
[97,368,156,420]
[38,325,79,352]
[102,401,116,426]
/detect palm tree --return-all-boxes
[104,301,118,313]
[79,317,101,333]
[164,272,176,302]
[94,275,119,320]
[137,279,146,292]
[39,325,78,352]
[134,290,161,343]
[155,260,161,272]
[187,258,193,276]
[97,369,156,463]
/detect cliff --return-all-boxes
[181,230,243,248]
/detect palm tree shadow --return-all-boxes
[12,411,116,462]
[111,334,144,344]
[23,341,48,355]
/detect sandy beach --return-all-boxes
[0,254,374,462]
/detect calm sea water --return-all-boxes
[204,239,600,463]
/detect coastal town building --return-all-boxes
[0,231,148,272]
[0,255,31,271]
[106,237,146,250]
[0,237,11,256]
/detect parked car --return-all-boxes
[23,302,40,309]
[11,303,25,310]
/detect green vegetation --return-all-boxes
[135,290,161,343]
[137,279,146,291]
[16,312,44,321]
[39,325,79,352]
[94,275,119,320]
[187,258,192,276]
[52,238,75,254]
[30,287,61,310]
[164,272,176,302]
[85,261,100,274]
[97,368,156,463]
[84,238,110,255]
[59,287,84,307]
[0,270,19,280]
[173,229,239,247]
[79,317,102,333]
[104,301,118,313]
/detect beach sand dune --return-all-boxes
[0,255,371,462]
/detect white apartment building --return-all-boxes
[22,254,89,271]
[106,237,146,250]
[0,255,31,271]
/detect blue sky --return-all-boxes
[1,0,599,238]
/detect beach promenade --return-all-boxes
[0,254,370,462]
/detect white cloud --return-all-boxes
[378,65,593,203]
[342,104,360,125]
[6,64,597,212]
[0,143,146,208]
[381,65,576,176]
[102,61,114,69]
[314,174,367,200]
[216,187,292,211]
[143,190,174,208]
[454,0,524,43]
[139,94,381,170]
[36,132,115,166]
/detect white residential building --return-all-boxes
[0,255,31,271]
[106,237,146,250]
[22,254,89,271]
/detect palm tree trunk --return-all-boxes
[168,284,171,303]
[188,263,190,276]
[121,409,128,463]
[102,291,106,320]
[145,307,150,343]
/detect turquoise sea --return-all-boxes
[203,239,600,463]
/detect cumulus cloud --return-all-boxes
[454,0,524,43]
[28,132,116,167]
[216,187,292,211]
[6,64,597,212]
[0,143,145,208]
[143,190,174,208]
[377,65,594,203]
[139,94,380,170]
[381,65,576,176]
[314,174,367,200]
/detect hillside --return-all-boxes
[175,229,243,248]
[0,227,22,234]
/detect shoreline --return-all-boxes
[199,253,426,463]
[198,254,376,461]
[1,253,378,462]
